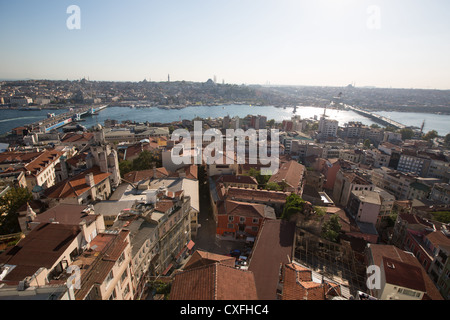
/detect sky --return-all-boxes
[1,0,450,89]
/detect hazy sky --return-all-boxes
[1,0,450,89]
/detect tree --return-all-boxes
[444,133,450,148]
[246,168,271,187]
[266,182,283,191]
[0,187,32,235]
[363,139,371,149]
[400,128,414,140]
[281,194,306,220]
[423,130,438,141]
[321,214,341,243]
[132,150,159,171]
[119,160,133,176]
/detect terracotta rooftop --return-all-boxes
[43,166,111,199]
[61,132,94,143]
[268,160,305,192]
[227,187,290,203]
[33,204,98,226]
[170,262,258,300]
[74,230,130,300]
[248,219,295,300]
[382,256,426,293]
[218,175,258,185]
[221,200,275,219]
[0,151,42,165]
[367,244,444,300]
[0,223,80,284]
[124,140,159,160]
[183,250,236,270]
[123,167,169,184]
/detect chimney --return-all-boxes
[85,172,95,187]
[79,220,88,242]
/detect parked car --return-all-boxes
[229,249,241,258]
[235,255,248,267]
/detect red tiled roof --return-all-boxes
[268,160,305,191]
[218,175,258,185]
[0,151,42,164]
[183,250,236,270]
[124,141,159,160]
[382,257,426,292]
[227,187,289,203]
[61,132,94,143]
[222,200,267,218]
[33,204,97,226]
[0,223,80,283]
[155,200,176,213]
[368,244,444,300]
[74,230,130,300]
[170,263,258,300]
[123,167,169,183]
[248,219,295,300]
[44,166,111,199]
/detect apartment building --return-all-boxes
[216,199,276,239]
[74,229,134,300]
[397,152,431,177]
[0,149,64,191]
[363,148,391,168]
[332,169,374,207]
[365,244,444,300]
[339,149,364,164]
[0,204,106,296]
[428,243,450,300]
[371,167,420,200]
[318,116,338,139]
[429,183,450,204]
[42,166,112,205]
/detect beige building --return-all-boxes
[74,229,134,300]
[0,204,106,297]
[332,169,374,206]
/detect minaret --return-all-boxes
[168,74,170,82]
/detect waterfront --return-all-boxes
[0,104,449,136]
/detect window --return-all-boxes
[252,218,259,224]
[109,288,116,300]
[117,252,125,266]
[121,269,128,284]
[104,270,114,287]
[398,288,421,298]
[239,217,246,223]
[123,283,130,297]
[228,216,234,222]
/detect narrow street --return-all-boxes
[192,167,247,256]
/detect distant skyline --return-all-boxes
[1,0,450,90]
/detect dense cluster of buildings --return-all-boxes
[0,105,449,301]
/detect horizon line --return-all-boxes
[1,78,449,91]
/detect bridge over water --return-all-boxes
[29,105,108,133]
[345,105,406,129]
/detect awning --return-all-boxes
[187,240,195,250]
